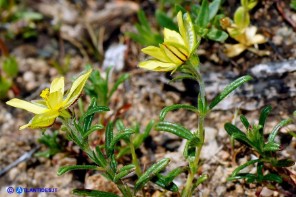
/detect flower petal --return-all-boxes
[20,110,59,130]
[6,98,48,114]
[50,77,64,94]
[177,11,187,47]
[224,43,247,57]
[160,44,183,65]
[139,60,177,71]
[163,28,185,46]
[141,46,171,62]
[47,91,63,109]
[63,69,92,108]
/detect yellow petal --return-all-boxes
[50,77,64,94]
[163,42,188,61]
[177,11,188,47]
[141,46,171,62]
[47,91,63,109]
[6,98,48,114]
[20,110,59,130]
[224,43,247,57]
[163,28,185,47]
[249,34,266,45]
[160,44,183,65]
[139,60,177,71]
[63,69,92,108]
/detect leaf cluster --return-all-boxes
[225,106,294,184]
[84,66,129,106]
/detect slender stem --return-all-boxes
[129,141,142,177]
[182,63,206,197]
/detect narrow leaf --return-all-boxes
[159,104,199,121]
[110,130,134,149]
[209,75,252,110]
[262,173,282,183]
[105,122,114,157]
[258,105,272,134]
[197,0,210,28]
[114,164,135,182]
[209,0,221,20]
[156,10,178,31]
[152,175,179,192]
[79,106,110,125]
[57,165,98,176]
[135,158,170,191]
[155,121,194,140]
[109,73,129,99]
[272,159,295,167]
[267,119,292,143]
[72,189,119,197]
[240,115,250,129]
[82,98,97,133]
[83,124,104,139]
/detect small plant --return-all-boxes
[221,0,269,57]
[126,10,163,46]
[84,67,129,106]
[35,131,64,158]
[225,106,295,191]
[0,55,18,99]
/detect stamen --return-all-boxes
[40,88,50,100]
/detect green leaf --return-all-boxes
[267,119,292,143]
[209,75,252,110]
[72,189,119,197]
[262,173,282,183]
[152,175,179,192]
[263,141,280,152]
[224,123,252,146]
[108,73,129,99]
[3,56,18,78]
[79,106,110,125]
[234,6,249,29]
[114,164,135,182]
[159,104,199,121]
[291,0,296,11]
[258,105,272,134]
[240,115,250,129]
[231,159,260,177]
[247,0,258,10]
[206,27,228,42]
[183,136,200,159]
[57,165,98,176]
[83,124,104,139]
[115,119,125,132]
[135,158,170,191]
[82,98,97,133]
[209,0,221,20]
[272,159,295,167]
[110,130,134,149]
[197,0,210,28]
[138,10,150,31]
[155,121,194,140]
[156,10,178,31]
[105,122,114,157]
[192,174,208,189]
[93,146,107,167]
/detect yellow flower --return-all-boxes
[6,70,92,130]
[225,26,267,57]
[139,11,198,72]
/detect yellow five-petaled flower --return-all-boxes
[139,11,199,72]
[6,70,92,130]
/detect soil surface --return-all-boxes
[0,1,295,197]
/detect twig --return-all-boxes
[276,0,296,31]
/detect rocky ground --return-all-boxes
[0,0,296,197]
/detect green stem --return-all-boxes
[182,64,206,197]
[129,141,142,177]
